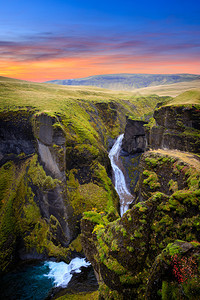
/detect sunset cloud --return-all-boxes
[0,0,200,81]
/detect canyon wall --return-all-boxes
[0,101,132,272]
[81,99,200,299]
[145,104,200,154]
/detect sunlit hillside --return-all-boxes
[0,76,164,117]
[132,79,200,97]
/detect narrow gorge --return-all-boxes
[0,78,199,299]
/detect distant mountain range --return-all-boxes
[45,73,200,91]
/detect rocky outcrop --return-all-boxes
[146,105,200,153]
[0,110,35,163]
[118,118,147,195]
[81,150,200,299]
[0,111,76,271]
[122,118,147,154]
[146,240,200,300]
[33,113,66,179]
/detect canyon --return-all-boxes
[0,77,199,299]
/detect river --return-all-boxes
[0,257,92,300]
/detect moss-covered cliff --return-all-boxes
[0,77,163,273]
[1,76,199,299]
[80,91,200,299]
[81,150,200,299]
[145,90,200,154]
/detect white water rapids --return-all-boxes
[44,257,90,288]
[109,134,134,216]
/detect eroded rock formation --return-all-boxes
[122,118,147,154]
[146,104,200,153]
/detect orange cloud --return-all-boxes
[1,55,200,82]
[1,29,200,81]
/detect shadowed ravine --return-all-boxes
[109,134,134,216]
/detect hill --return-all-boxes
[132,79,200,97]
[45,73,200,91]
[0,75,160,114]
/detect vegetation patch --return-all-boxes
[143,170,161,190]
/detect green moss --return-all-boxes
[99,283,123,300]
[0,159,28,271]
[83,211,106,225]
[183,277,200,299]
[0,161,17,212]
[134,230,143,238]
[67,235,83,253]
[191,241,200,247]
[68,166,114,215]
[139,219,147,224]
[161,281,180,300]
[121,227,127,237]
[127,246,134,252]
[171,189,200,207]
[22,201,41,227]
[164,242,182,256]
[55,291,99,300]
[27,155,60,189]
[104,257,126,275]
[74,144,99,157]
[92,162,118,210]
[168,179,178,193]
[111,239,120,252]
[143,170,161,190]
[144,117,156,130]
[78,183,110,213]
[145,157,158,168]
[186,168,200,190]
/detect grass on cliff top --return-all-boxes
[0,76,159,116]
[163,90,200,107]
[150,149,200,171]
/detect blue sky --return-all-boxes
[1,0,200,81]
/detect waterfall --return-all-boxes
[109,134,134,216]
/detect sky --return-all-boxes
[0,0,200,82]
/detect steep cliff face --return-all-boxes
[0,110,35,162]
[146,102,200,154]
[122,118,147,154]
[0,111,78,272]
[33,113,67,179]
